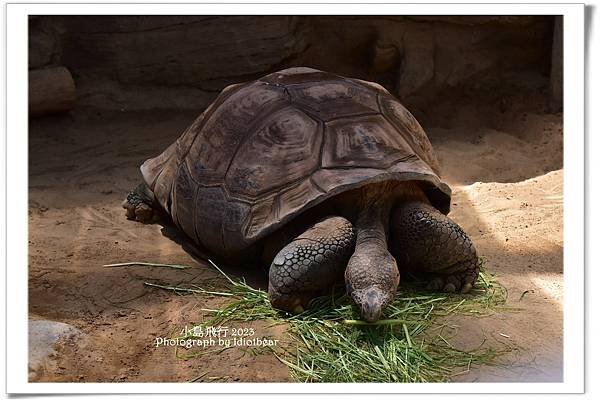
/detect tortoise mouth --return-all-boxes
[350,287,390,322]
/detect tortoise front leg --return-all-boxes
[268,216,356,314]
[390,202,479,293]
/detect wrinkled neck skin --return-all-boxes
[345,182,401,322]
[355,195,391,248]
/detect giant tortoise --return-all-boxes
[123,67,479,322]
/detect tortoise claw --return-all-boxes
[443,283,456,293]
[460,283,473,294]
[426,277,444,291]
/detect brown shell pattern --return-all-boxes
[140,67,450,257]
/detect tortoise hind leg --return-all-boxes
[390,202,479,293]
[122,182,160,223]
[268,216,356,314]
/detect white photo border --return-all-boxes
[5,2,585,394]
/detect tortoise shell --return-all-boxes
[140,67,451,257]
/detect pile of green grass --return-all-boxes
[137,259,511,382]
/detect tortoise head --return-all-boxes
[345,241,400,323]
[348,286,394,323]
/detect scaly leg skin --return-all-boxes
[122,182,160,223]
[390,202,479,294]
[268,216,356,314]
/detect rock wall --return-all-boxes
[29,15,557,111]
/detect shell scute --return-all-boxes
[322,114,415,169]
[289,80,380,122]
[379,95,441,174]
[185,82,287,185]
[225,106,322,199]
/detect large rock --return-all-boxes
[550,16,563,111]
[28,16,63,69]
[395,23,435,97]
[29,66,76,116]
[29,15,556,110]
[60,16,310,89]
[29,319,81,380]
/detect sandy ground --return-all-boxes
[28,92,563,383]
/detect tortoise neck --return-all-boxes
[354,202,390,249]
[353,181,398,242]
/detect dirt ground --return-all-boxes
[28,91,563,383]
